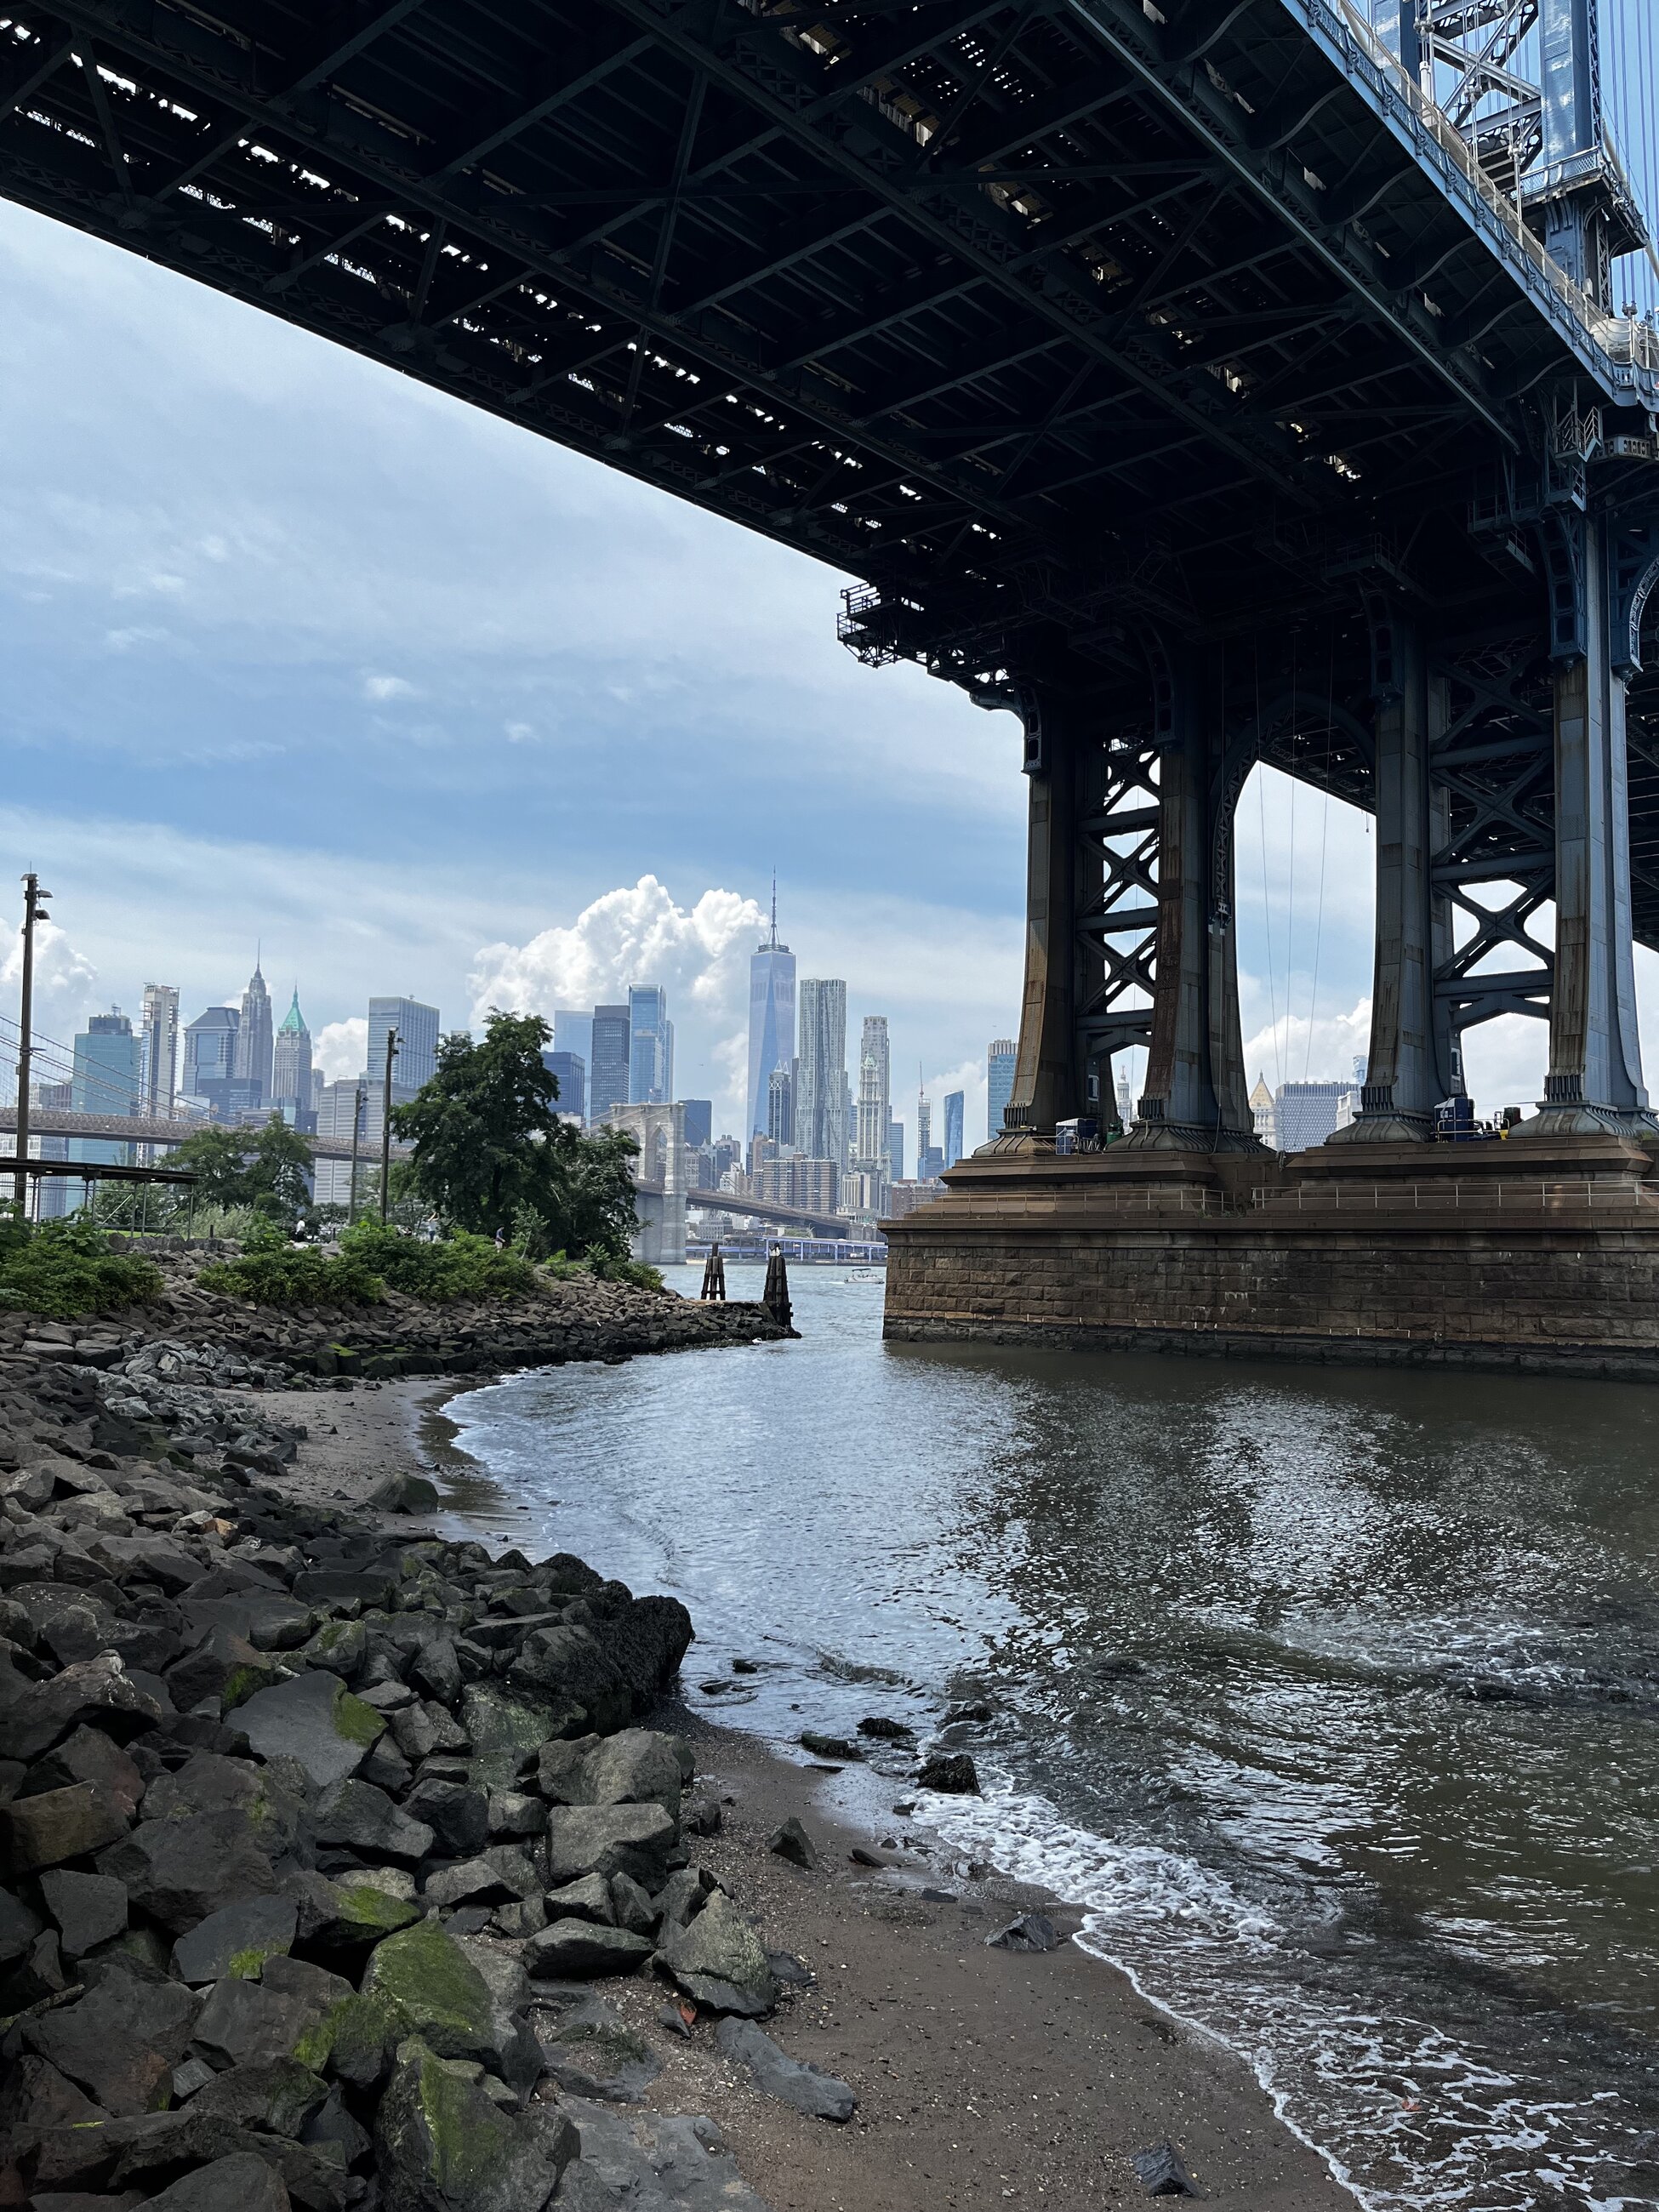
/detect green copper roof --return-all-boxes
[279,988,307,1035]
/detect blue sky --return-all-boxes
[0,160,1652,1137]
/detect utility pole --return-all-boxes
[379,1030,398,1224]
[12,874,50,1216]
[348,1081,367,1222]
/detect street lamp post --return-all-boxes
[379,1030,399,1224]
[12,874,51,1215]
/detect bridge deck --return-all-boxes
[2,2,1655,922]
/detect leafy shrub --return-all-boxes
[0,1215,164,1319]
[201,1229,385,1310]
[587,1253,665,1294]
[339,1223,539,1303]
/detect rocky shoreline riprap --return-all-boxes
[0,1275,827,2210]
[0,1256,787,1491]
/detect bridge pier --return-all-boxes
[1529,515,1652,1134]
[888,519,1659,1377]
[1328,607,1456,1144]
[1120,641,1257,1154]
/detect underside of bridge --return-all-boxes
[3,0,1659,1366]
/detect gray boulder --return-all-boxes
[654,1890,778,2018]
[362,1920,538,2090]
[38,1867,127,1956]
[581,1729,692,1817]
[0,1652,163,1761]
[191,1956,352,2072]
[608,1872,658,1937]
[715,2017,856,2122]
[24,1964,199,2116]
[556,2098,770,2212]
[188,2055,331,2140]
[235,1668,384,1789]
[507,1624,630,1733]
[767,1816,818,1870]
[423,1845,539,1910]
[97,1806,279,1931]
[522,1918,653,1980]
[917,1751,980,1794]
[404,1775,490,1859]
[544,1873,614,1927]
[534,1735,601,1804]
[139,2151,294,2212]
[2,1782,130,1875]
[987,1911,1061,1953]
[310,1776,435,1865]
[542,1803,676,1890]
[173,1893,299,1986]
[653,1866,719,1930]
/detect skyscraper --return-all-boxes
[986,1037,1017,1141]
[747,883,796,1140]
[590,1004,631,1122]
[767,1063,794,1148]
[70,1011,140,1172]
[943,1090,965,1170]
[235,959,274,1104]
[182,1006,240,1117]
[854,1015,891,1173]
[628,986,673,1105]
[795,979,847,1168]
[368,996,439,1094]
[854,1017,890,1164]
[543,1050,586,1122]
[139,984,179,1120]
[554,1010,594,1069]
[271,989,313,1121]
[682,1100,712,1151]
[314,1079,366,1211]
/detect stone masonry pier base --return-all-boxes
[881,1134,1659,1382]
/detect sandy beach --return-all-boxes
[253,1367,1356,2212]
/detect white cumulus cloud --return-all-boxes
[363,674,416,702]
[0,920,99,1046]
[314,1017,368,1084]
[470,876,766,1123]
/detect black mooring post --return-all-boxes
[761,1245,793,1332]
[700,1240,726,1301]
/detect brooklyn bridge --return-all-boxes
[3,0,1657,1370]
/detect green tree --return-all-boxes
[246,1117,315,1218]
[167,1115,314,1221]
[168,1125,253,1208]
[391,1010,639,1257]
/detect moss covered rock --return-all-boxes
[362,1919,495,2065]
[374,2039,577,2211]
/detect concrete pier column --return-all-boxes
[1329,607,1452,1143]
[1122,641,1257,1151]
[1532,518,1650,1132]
[1001,686,1080,1135]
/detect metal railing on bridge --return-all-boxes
[1253,1179,1659,1212]
[1311,0,1659,381]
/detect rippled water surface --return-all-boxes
[441,1265,1659,2210]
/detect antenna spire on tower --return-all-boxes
[769,872,778,949]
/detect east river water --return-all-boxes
[440,1264,1659,2211]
